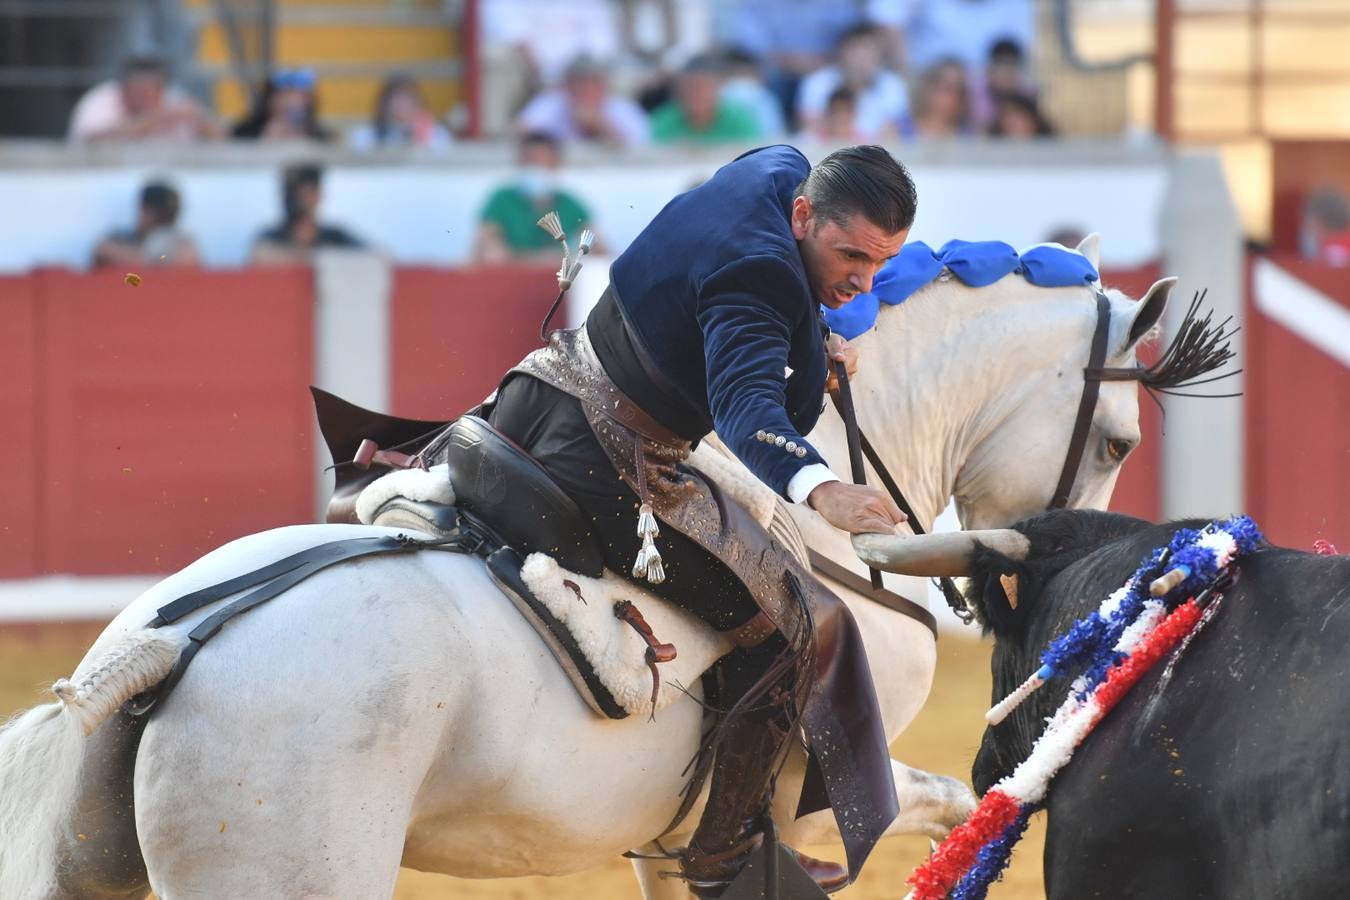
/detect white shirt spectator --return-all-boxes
[868,0,1034,72]
[68,80,201,142]
[482,0,621,84]
[796,67,910,140]
[516,89,651,148]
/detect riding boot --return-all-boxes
[680,715,849,897]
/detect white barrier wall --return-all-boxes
[0,140,1169,273]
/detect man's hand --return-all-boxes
[807,481,907,535]
[823,333,859,395]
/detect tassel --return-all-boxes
[637,503,659,539]
[632,534,666,584]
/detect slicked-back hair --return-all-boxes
[794,145,917,235]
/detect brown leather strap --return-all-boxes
[1049,291,1113,510]
[725,611,778,648]
[808,550,938,638]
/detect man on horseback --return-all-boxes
[486,144,916,895]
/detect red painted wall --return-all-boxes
[1,268,315,577]
[0,277,41,577]
[390,266,556,419]
[1246,255,1350,549]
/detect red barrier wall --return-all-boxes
[2,268,315,577]
[1246,255,1350,549]
[0,277,41,577]
[1101,266,1164,522]
[390,266,556,419]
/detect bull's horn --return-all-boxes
[852,529,1030,577]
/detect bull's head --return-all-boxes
[856,510,1159,792]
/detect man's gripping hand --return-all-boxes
[823,333,859,396]
[807,481,907,535]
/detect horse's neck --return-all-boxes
[813,280,1039,531]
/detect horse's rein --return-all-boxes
[828,290,1117,624]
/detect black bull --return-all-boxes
[965,510,1350,899]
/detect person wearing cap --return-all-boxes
[232,69,333,142]
[515,54,649,148]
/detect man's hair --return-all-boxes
[1306,186,1350,231]
[120,55,166,81]
[519,130,561,156]
[139,182,180,224]
[795,145,917,234]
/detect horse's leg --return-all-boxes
[629,848,694,900]
[778,757,976,848]
[56,713,151,899]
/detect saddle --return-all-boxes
[314,392,733,721]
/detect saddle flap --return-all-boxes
[444,416,605,578]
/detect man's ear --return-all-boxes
[790,196,813,240]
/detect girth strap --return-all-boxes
[127,533,457,716]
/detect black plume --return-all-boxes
[1138,289,1241,398]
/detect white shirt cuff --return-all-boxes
[787,464,842,505]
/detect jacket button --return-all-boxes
[774,436,786,447]
[755,430,767,442]
[785,441,797,453]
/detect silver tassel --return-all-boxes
[632,505,666,585]
[636,503,659,539]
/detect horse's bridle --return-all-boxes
[837,289,1125,623]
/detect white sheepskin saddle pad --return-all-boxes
[356,466,734,718]
[517,554,734,717]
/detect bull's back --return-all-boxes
[1043,549,1350,899]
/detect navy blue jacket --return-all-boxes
[607,145,828,498]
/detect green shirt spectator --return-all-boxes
[650,99,761,145]
[651,55,763,145]
[474,131,604,263]
[480,185,591,255]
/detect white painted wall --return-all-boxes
[0,148,1168,274]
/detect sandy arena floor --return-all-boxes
[0,622,1045,899]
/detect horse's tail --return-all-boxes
[0,631,177,898]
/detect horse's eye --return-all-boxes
[1106,438,1134,461]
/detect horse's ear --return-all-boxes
[1075,233,1101,271]
[1120,276,1177,352]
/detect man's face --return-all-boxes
[121,73,165,116]
[679,72,720,127]
[792,196,907,309]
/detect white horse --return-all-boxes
[0,238,1176,899]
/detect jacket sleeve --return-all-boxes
[697,256,828,498]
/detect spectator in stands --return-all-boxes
[976,37,1035,129]
[799,87,869,144]
[901,59,972,139]
[68,56,222,143]
[988,91,1055,138]
[348,75,453,152]
[796,23,905,142]
[731,0,864,125]
[1045,225,1088,248]
[720,47,787,138]
[876,0,1034,75]
[1300,187,1350,266]
[232,69,333,142]
[516,55,649,148]
[474,132,602,264]
[250,164,364,265]
[650,55,760,145]
[92,181,200,268]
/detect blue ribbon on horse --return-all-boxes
[822,240,1102,340]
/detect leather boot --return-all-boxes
[680,716,849,897]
